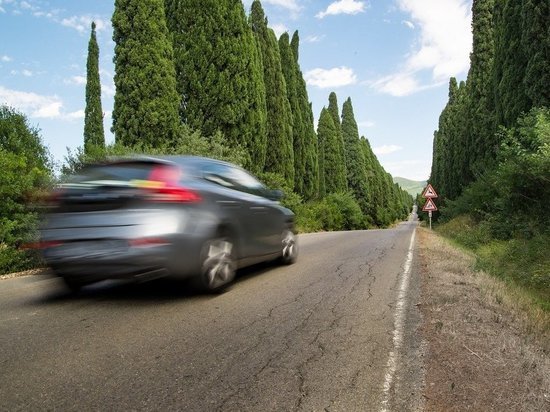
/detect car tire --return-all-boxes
[195,235,236,293]
[63,277,85,293]
[279,228,298,265]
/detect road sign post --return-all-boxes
[422,184,438,230]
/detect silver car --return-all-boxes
[40,156,297,292]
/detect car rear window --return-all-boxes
[70,162,177,184]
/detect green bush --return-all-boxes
[62,125,248,177]
[0,106,53,274]
[293,192,367,233]
[441,108,550,240]
[436,108,550,310]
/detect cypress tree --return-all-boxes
[250,1,294,185]
[521,0,550,108]
[291,31,319,199]
[321,107,349,196]
[493,0,531,128]
[166,0,267,173]
[316,108,331,197]
[327,92,348,192]
[279,32,305,194]
[431,78,464,199]
[112,0,180,148]
[465,0,496,179]
[84,22,105,153]
[341,97,370,214]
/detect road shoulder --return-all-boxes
[418,227,549,411]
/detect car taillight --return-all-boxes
[146,185,202,203]
[143,164,201,203]
[128,237,170,247]
[22,240,63,250]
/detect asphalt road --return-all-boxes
[0,221,424,411]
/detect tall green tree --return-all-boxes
[250,0,294,185]
[465,0,496,180]
[327,92,348,192]
[279,32,305,194]
[316,108,330,197]
[112,0,180,148]
[165,0,267,173]
[317,107,347,196]
[521,0,549,109]
[290,31,319,199]
[341,98,370,214]
[84,21,105,154]
[493,0,531,128]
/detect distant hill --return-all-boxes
[393,177,427,197]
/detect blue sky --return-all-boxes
[0,0,473,181]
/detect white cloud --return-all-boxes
[316,0,367,19]
[102,83,116,98]
[371,72,426,97]
[0,86,63,118]
[374,145,403,155]
[65,75,86,85]
[305,66,358,89]
[61,16,109,33]
[65,110,84,120]
[372,0,472,96]
[270,23,289,38]
[22,69,33,77]
[263,0,301,12]
[305,34,325,43]
[357,120,375,128]
[402,20,414,29]
[382,159,430,181]
[19,1,35,10]
[1,55,12,62]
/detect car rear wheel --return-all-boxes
[62,277,86,293]
[196,236,236,293]
[279,229,298,265]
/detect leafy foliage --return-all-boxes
[327,92,348,191]
[0,106,52,274]
[278,32,305,195]
[84,22,105,150]
[341,98,370,214]
[84,21,105,153]
[250,1,294,185]
[438,109,550,306]
[165,0,267,173]
[62,125,248,177]
[112,0,181,148]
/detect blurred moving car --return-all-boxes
[39,156,297,292]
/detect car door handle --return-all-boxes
[217,200,241,209]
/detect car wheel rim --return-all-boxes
[282,230,296,259]
[203,239,235,289]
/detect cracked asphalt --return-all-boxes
[0,221,423,411]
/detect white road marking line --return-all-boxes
[380,228,416,412]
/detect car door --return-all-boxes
[202,163,282,257]
[222,166,283,256]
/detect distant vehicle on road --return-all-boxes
[39,156,297,292]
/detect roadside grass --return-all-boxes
[436,215,550,317]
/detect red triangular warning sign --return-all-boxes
[422,198,438,212]
[422,183,438,198]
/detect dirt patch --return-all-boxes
[0,268,50,281]
[418,228,549,411]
